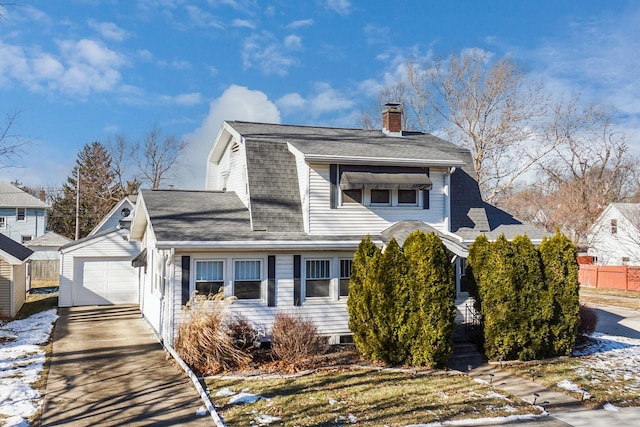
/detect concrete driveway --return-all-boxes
[42,305,212,426]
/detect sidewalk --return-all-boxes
[41,305,212,426]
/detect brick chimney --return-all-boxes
[382,102,402,135]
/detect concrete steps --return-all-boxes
[447,326,485,371]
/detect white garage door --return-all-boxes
[73,258,138,305]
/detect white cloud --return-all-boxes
[0,38,126,97]
[325,0,351,16]
[276,92,305,114]
[185,5,224,29]
[158,59,192,70]
[137,49,154,61]
[176,85,280,188]
[159,92,202,106]
[287,19,314,29]
[232,19,256,29]
[284,35,303,50]
[275,83,354,119]
[242,31,300,76]
[88,20,129,42]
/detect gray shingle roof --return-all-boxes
[227,121,467,165]
[245,139,304,232]
[25,231,72,248]
[0,233,33,262]
[0,182,49,208]
[140,189,366,243]
[141,189,252,241]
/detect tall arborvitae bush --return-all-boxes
[403,231,456,368]
[468,232,580,361]
[511,235,549,360]
[371,238,407,364]
[347,235,381,359]
[465,234,491,314]
[539,231,580,356]
[480,235,522,360]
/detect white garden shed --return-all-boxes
[58,228,140,307]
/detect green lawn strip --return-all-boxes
[16,293,59,319]
[206,368,542,426]
[505,356,640,408]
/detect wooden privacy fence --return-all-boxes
[579,264,640,292]
[30,260,59,281]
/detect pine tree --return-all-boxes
[347,235,381,359]
[403,231,456,368]
[49,142,126,239]
[539,231,580,356]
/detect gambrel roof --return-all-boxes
[133,120,547,247]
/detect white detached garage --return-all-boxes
[59,228,141,307]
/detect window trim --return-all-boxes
[304,258,332,300]
[16,208,26,222]
[397,189,419,206]
[233,258,264,301]
[339,258,353,299]
[194,259,225,297]
[21,235,32,244]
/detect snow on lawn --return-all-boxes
[558,333,640,401]
[0,309,58,427]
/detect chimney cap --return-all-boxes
[384,101,402,109]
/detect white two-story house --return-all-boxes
[0,182,49,244]
[130,105,546,345]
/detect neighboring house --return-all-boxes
[130,106,547,344]
[587,203,640,265]
[0,234,33,317]
[58,197,140,307]
[25,232,72,281]
[0,182,49,244]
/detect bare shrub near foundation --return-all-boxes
[227,314,260,352]
[271,312,326,367]
[578,304,598,336]
[174,292,251,375]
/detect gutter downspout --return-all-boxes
[444,167,455,233]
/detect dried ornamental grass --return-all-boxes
[174,292,252,374]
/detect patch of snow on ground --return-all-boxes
[0,309,58,427]
[568,333,640,396]
[557,379,591,399]
[404,412,546,426]
[255,414,281,425]
[603,403,621,411]
[228,392,263,405]
[215,387,236,397]
[195,406,207,416]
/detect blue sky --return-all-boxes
[0,0,638,189]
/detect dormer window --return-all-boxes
[334,166,431,208]
[370,189,390,205]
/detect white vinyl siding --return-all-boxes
[58,228,140,307]
[0,260,12,316]
[308,164,447,235]
[292,150,311,232]
[226,139,249,207]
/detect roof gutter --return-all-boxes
[301,153,464,167]
[154,239,379,251]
